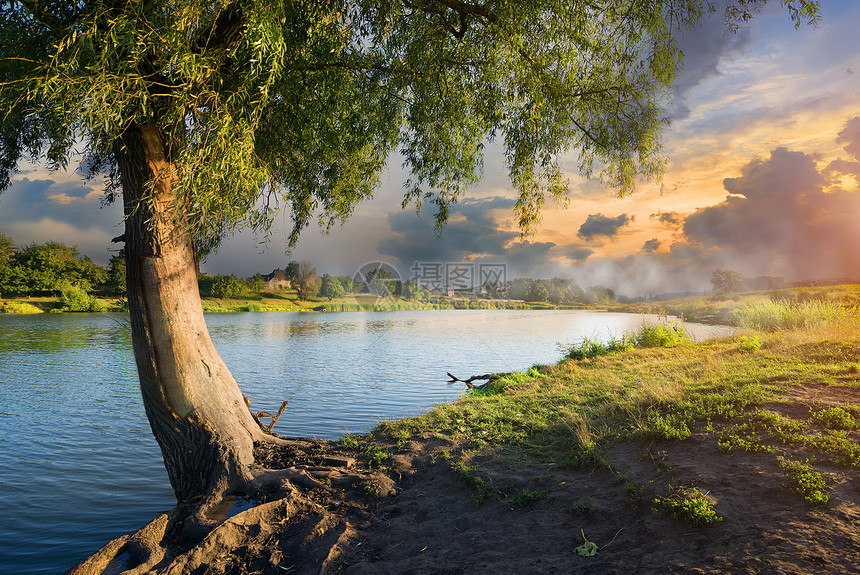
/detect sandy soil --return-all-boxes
[70,383,860,575]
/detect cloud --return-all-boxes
[837,117,860,161]
[679,122,860,279]
[650,210,683,227]
[376,196,557,278]
[577,213,633,241]
[642,239,662,253]
[668,10,754,119]
[566,247,595,262]
[0,176,120,231]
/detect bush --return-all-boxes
[211,274,248,298]
[60,283,105,312]
[737,335,763,353]
[560,335,634,361]
[634,320,687,348]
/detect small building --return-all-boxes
[264,268,291,290]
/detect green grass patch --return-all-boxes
[733,299,848,331]
[653,487,722,526]
[779,459,829,505]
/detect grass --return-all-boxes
[733,299,849,331]
[653,487,722,526]
[372,301,860,513]
[779,459,829,506]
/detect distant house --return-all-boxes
[263,269,291,290]
[745,276,785,291]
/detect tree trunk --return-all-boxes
[114,122,269,503]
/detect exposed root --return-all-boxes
[66,513,171,575]
[67,436,395,575]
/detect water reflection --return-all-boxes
[0,309,734,575]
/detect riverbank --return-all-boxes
[69,300,860,573]
[0,289,576,314]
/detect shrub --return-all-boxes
[737,335,763,353]
[779,459,829,505]
[60,283,105,312]
[560,335,634,361]
[654,488,722,526]
[634,320,687,348]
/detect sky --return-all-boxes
[1,1,859,298]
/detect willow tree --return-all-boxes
[0,0,819,533]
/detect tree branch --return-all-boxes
[447,372,493,389]
[16,0,64,33]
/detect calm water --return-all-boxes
[0,310,733,574]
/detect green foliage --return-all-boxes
[737,335,763,353]
[568,501,594,516]
[2,0,823,252]
[574,529,599,557]
[559,320,687,362]
[583,286,617,305]
[812,406,860,430]
[525,281,549,303]
[320,274,345,301]
[509,487,552,506]
[245,274,266,293]
[450,457,495,506]
[211,274,248,299]
[294,262,320,301]
[560,335,634,361]
[339,434,361,450]
[634,320,687,348]
[107,253,127,297]
[653,487,722,527]
[284,262,301,282]
[779,459,829,506]
[0,239,107,297]
[59,282,106,312]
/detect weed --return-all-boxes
[574,529,599,556]
[568,500,594,516]
[738,335,763,353]
[366,446,392,470]
[640,412,691,440]
[359,480,382,497]
[510,487,552,506]
[779,459,829,505]
[449,457,496,506]
[338,434,361,450]
[805,431,860,468]
[653,487,722,527]
[812,406,860,430]
[559,335,634,361]
[635,320,688,348]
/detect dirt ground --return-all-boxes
[72,384,860,575]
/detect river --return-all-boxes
[0,309,734,574]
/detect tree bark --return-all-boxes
[114,122,269,504]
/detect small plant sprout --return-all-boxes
[575,529,599,556]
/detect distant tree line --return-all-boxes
[1,237,624,307]
[0,234,123,297]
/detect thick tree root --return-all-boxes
[65,438,395,575]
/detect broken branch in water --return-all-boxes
[447,372,493,389]
[243,395,289,433]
